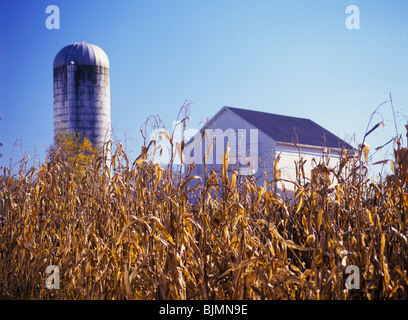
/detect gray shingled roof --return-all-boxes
[225,106,354,150]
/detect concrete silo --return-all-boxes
[53,41,111,148]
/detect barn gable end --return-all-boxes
[184,106,354,193]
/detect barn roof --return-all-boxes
[210,106,354,150]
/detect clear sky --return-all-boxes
[1,0,407,176]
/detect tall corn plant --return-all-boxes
[1,106,408,300]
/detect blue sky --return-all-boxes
[1,0,407,175]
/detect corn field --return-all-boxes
[1,129,408,300]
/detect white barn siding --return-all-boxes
[184,106,349,200]
[275,143,342,191]
[185,108,276,186]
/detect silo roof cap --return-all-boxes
[53,41,109,69]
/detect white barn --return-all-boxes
[184,106,354,194]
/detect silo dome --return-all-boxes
[53,41,109,69]
[53,41,111,149]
